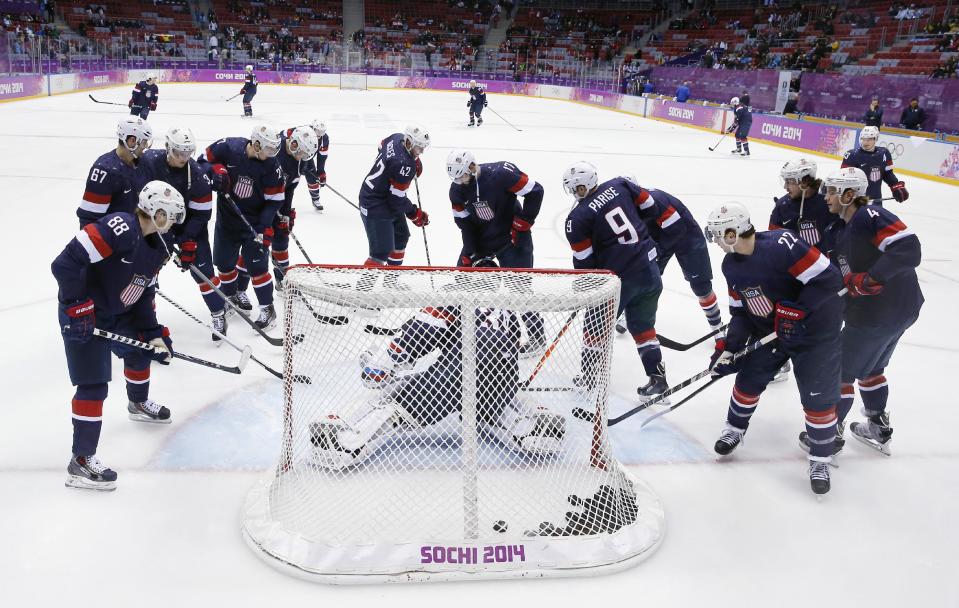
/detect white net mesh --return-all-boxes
[339,72,368,90]
[242,266,664,582]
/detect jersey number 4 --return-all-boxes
[605,207,639,245]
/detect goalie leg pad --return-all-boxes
[308,400,403,470]
[487,403,567,456]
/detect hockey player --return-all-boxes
[627,180,722,336]
[77,117,153,226]
[467,79,487,127]
[128,75,159,119]
[141,126,225,341]
[562,162,668,400]
[309,278,566,470]
[199,124,285,329]
[235,126,318,292]
[358,125,430,280]
[727,97,752,157]
[811,167,923,456]
[445,150,546,355]
[705,202,843,495]
[840,126,908,205]
[306,119,330,211]
[240,64,257,118]
[52,181,184,491]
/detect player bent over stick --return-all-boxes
[52,181,185,491]
[705,202,843,495]
[810,167,924,456]
[308,267,566,470]
[562,162,669,400]
[445,149,546,357]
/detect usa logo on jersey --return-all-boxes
[870,167,881,183]
[473,199,494,221]
[233,175,254,199]
[798,219,820,245]
[120,274,149,306]
[836,254,851,277]
[741,286,774,318]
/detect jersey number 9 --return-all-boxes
[605,207,639,245]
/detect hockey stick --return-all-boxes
[88,94,127,107]
[324,183,361,211]
[519,310,579,388]
[93,328,251,375]
[486,107,522,132]
[290,231,313,263]
[571,332,778,426]
[657,323,728,351]
[639,376,722,428]
[156,290,285,380]
[708,131,729,152]
[412,175,433,266]
[225,92,242,102]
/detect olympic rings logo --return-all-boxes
[878,138,905,159]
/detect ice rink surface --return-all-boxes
[1,83,957,607]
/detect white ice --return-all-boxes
[1,83,957,607]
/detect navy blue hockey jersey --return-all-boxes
[468,86,487,110]
[824,205,923,327]
[769,191,833,247]
[732,105,752,131]
[139,150,213,241]
[359,133,417,218]
[200,137,285,233]
[449,161,543,256]
[564,176,658,280]
[77,149,148,226]
[129,80,159,109]
[634,186,704,257]
[51,212,166,326]
[241,71,257,94]
[840,145,900,202]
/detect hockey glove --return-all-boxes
[318,171,327,186]
[726,124,736,134]
[209,163,231,193]
[844,272,883,297]
[774,301,806,349]
[150,102,157,111]
[484,100,488,107]
[511,217,533,244]
[142,326,173,365]
[415,157,423,178]
[256,227,275,249]
[128,99,133,107]
[407,208,429,227]
[709,339,738,378]
[59,298,96,343]
[467,99,471,107]
[891,181,909,202]
[177,240,197,270]
[277,210,295,236]
[458,254,474,267]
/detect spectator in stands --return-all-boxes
[863,96,884,128]
[900,98,926,130]
[643,79,654,95]
[676,80,691,102]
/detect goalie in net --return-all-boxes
[309,266,566,470]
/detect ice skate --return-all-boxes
[615,314,627,335]
[809,459,831,495]
[850,411,893,455]
[128,399,172,424]
[798,421,845,458]
[229,292,253,312]
[468,117,475,127]
[65,454,117,491]
[255,303,277,330]
[312,198,324,212]
[637,363,670,405]
[772,360,791,383]
[518,335,546,359]
[211,310,227,344]
[714,425,745,456]
[477,117,483,126]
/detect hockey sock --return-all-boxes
[387,249,405,267]
[633,329,662,376]
[696,290,722,327]
[218,268,239,297]
[71,383,107,456]
[243,102,252,115]
[273,248,290,283]
[858,374,889,416]
[726,385,760,431]
[837,382,855,424]
[235,255,251,291]
[198,275,225,313]
[804,405,838,459]
[251,271,274,305]
[742,141,750,154]
[735,139,742,152]
[124,362,150,404]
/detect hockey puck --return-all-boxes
[492,520,508,533]
[292,374,312,384]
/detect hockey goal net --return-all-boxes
[242,266,664,583]
[339,71,368,90]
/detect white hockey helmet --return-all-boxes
[310,118,327,138]
[117,116,153,158]
[705,202,753,252]
[250,123,281,158]
[824,167,868,200]
[562,161,599,199]
[730,96,740,106]
[403,123,431,154]
[245,64,254,73]
[780,157,817,186]
[860,126,880,141]
[287,125,319,161]
[446,149,476,183]
[146,73,156,82]
[138,180,185,232]
[164,125,196,163]
[469,79,477,88]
